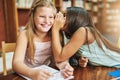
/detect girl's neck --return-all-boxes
[35,31,51,42]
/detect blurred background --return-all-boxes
[0,0,120,52]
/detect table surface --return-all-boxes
[0,66,118,80]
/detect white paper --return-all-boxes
[19,65,74,80]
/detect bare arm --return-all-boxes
[52,26,86,62]
[12,31,53,80]
[52,12,88,63]
[12,31,33,78]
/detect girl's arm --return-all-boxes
[52,12,87,63]
[12,31,34,78]
[12,31,52,80]
[52,27,86,62]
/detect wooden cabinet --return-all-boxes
[3,0,32,43]
[4,0,18,43]
[17,8,29,27]
[0,0,6,49]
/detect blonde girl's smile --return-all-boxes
[34,7,54,33]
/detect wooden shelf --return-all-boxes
[3,0,120,44]
[17,7,30,10]
[4,0,18,43]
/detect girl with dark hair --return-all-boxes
[52,7,120,68]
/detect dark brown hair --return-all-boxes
[65,7,120,53]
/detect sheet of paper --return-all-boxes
[19,65,74,80]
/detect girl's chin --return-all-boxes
[42,29,51,32]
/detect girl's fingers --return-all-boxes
[64,63,74,73]
[61,70,69,78]
[61,63,74,78]
[79,57,88,67]
[61,69,73,78]
[41,70,53,79]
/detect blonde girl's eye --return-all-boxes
[49,16,54,19]
[39,16,45,18]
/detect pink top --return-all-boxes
[24,41,52,68]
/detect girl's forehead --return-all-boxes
[34,7,54,16]
[36,7,53,12]
[37,6,52,10]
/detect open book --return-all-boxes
[19,65,74,80]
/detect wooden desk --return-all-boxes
[0,72,25,80]
[73,66,118,80]
[0,66,118,80]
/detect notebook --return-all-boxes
[19,65,74,80]
[109,70,120,80]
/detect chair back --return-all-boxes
[1,41,16,75]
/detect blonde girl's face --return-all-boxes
[34,6,54,33]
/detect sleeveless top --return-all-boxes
[24,41,52,68]
[79,40,120,68]
[64,31,120,68]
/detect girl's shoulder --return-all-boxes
[16,30,28,46]
[79,27,95,44]
[19,30,27,36]
[18,30,27,40]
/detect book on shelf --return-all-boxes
[62,0,71,11]
[75,0,84,7]
[16,0,33,8]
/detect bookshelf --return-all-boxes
[54,0,120,44]
[16,0,33,9]
[16,0,33,27]
[100,0,120,44]
[3,0,120,44]
[54,0,100,30]
[84,0,99,23]
[55,0,84,12]
[102,0,120,35]
[3,0,100,43]
[3,0,33,43]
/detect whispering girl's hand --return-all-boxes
[53,12,66,30]
[61,63,74,79]
[79,57,88,67]
[56,61,74,79]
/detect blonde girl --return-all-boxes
[12,0,73,80]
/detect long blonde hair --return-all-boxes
[25,0,56,63]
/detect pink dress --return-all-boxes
[24,41,52,68]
